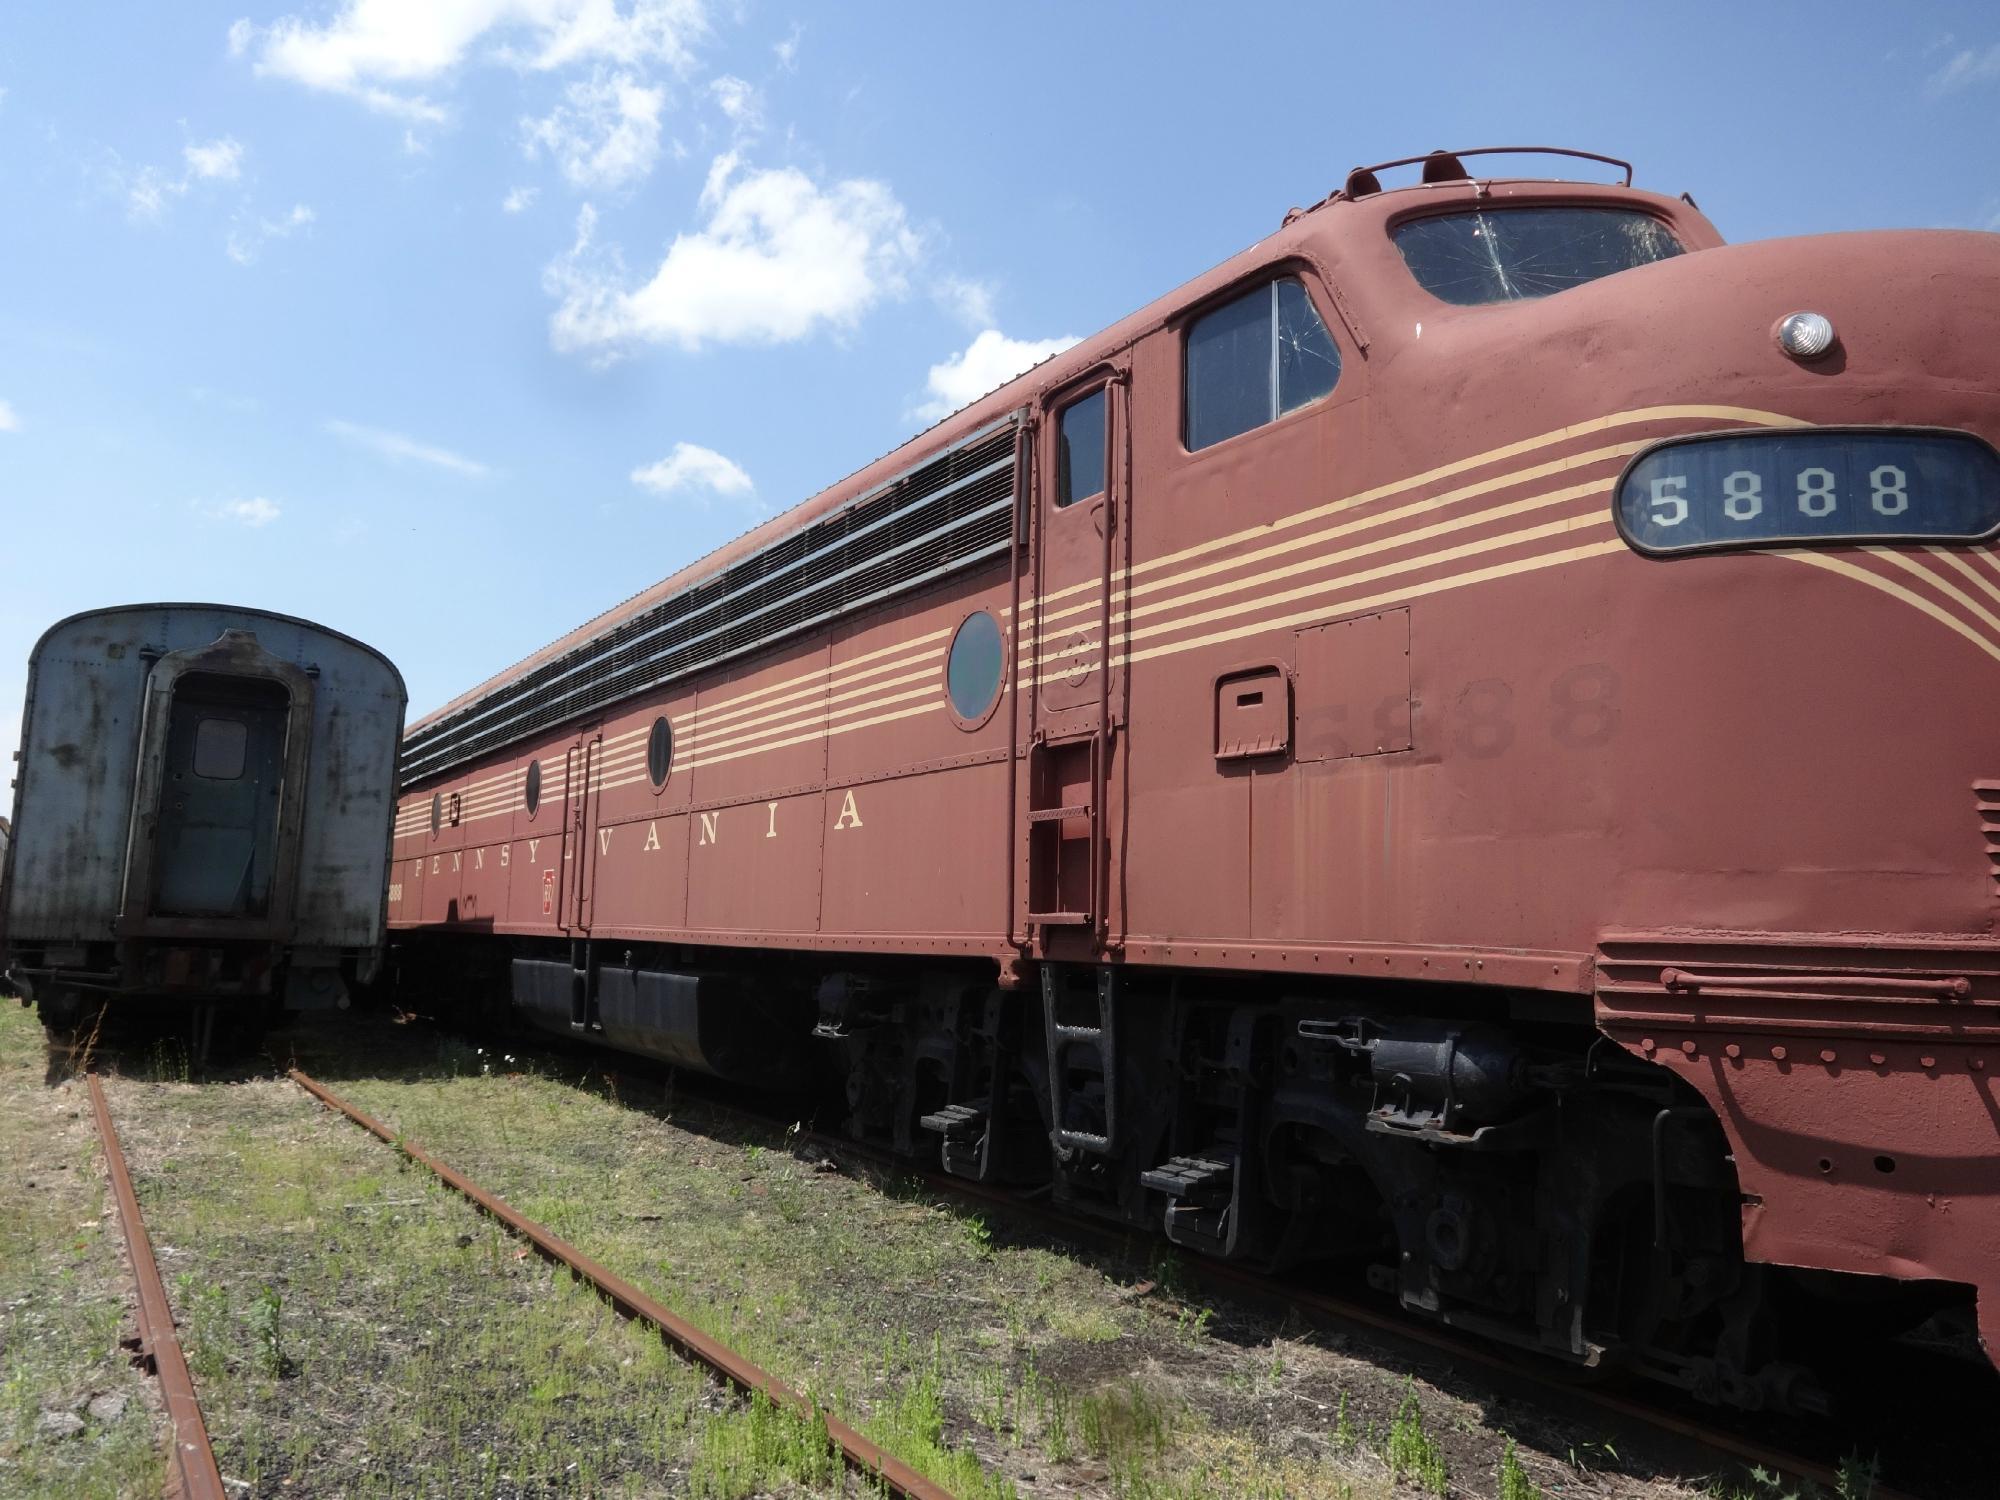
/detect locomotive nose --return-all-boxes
[1614,227,2000,416]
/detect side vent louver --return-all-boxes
[1976,781,2000,896]
[398,415,1021,786]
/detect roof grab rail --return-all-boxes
[1337,146,1635,203]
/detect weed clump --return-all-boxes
[690,1389,837,1497]
[1384,1379,1448,1496]
[1498,1437,1542,1500]
[865,1340,1018,1500]
[1332,1389,1356,1454]
[249,1284,286,1378]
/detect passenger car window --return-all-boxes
[1393,208,1682,305]
[1185,277,1341,451]
[192,718,247,779]
[1057,389,1107,508]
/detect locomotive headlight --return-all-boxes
[1776,311,1837,360]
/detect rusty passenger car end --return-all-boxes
[2,605,406,1028]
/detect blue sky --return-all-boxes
[2,2,1998,790]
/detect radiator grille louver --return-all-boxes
[398,417,1021,786]
[1975,781,2000,896]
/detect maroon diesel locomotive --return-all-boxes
[388,148,2000,1410]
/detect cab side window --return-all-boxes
[1185,276,1341,451]
[1057,388,1107,507]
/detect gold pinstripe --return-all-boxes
[402,401,2000,834]
[1031,440,1649,637]
[1925,546,2000,609]
[1029,402,1806,619]
[1873,550,2000,641]
[1777,550,2000,665]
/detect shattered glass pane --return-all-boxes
[1185,285,1273,451]
[1394,208,1683,305]
[1277,279,1341,415]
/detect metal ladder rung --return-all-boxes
[1025,804,1092,824]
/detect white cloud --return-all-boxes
[708,73,761,133]
[0,399,18,432]
[240,0,706,122]
[203,496,282,527]
[327,418,490,477]
[630,441,752,499]
[184,136,244,181]
[936,275,996,330]
[772,22,802,71]
[227,18,253,57]
[914,329,1079,423]
[523,70,665,189]
[1927,42,2000,96]
[503,184,539,212]
[225,203,315,265]
[124,136,246,220]
[546,153,921,357]
[126,168,173,220]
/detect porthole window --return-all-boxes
[647,716,674,788]
[1184,276,1341,451]
[430,792,442,834]
[525,759,542,816]
[945,610,1004,727]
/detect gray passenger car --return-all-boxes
[1,605,405,1028]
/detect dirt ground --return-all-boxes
[0,1001,1881,1499]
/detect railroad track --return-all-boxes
[74,1019,1956,1498]
[84,1054,961,1499]
[286,1067,958,1500]
[524,1051,1935,1500]
[86,1071,228,1500]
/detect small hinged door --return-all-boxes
[1214,663,1291,762]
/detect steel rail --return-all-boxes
[285,1069,956,1500]
[85,1073,228,1500]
